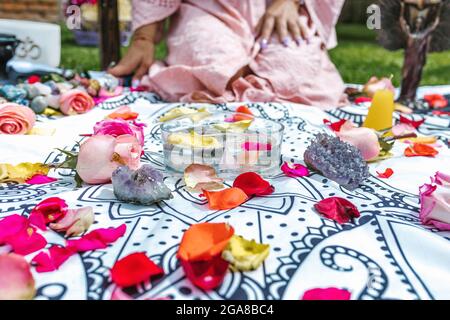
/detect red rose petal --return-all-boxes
[399,115,425,129]
[27,75,40,84]
[29,197,68,231]
[302,287,351,300]
[323,119,347,132]
[233,172,274,197]
[179,255,229,290]
[354,97,372,104]
[424,94,448,108]
[110,252,164,287]
[66,224,126,252]
[314,197,360,224]
[376,168,394,179]
[31,246,75,273]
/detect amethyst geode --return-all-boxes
[112,165,173,205]
[304,133,369,190]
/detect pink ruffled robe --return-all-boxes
[133,0,346,109]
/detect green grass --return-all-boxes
[61,24,450,86]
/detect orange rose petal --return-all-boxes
[203,187,248,210]
[376,168,394,179]
[405,143,438,157]
[107,106,139,120]
[233,105,254,122]
[177,223,235,261]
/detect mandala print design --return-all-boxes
[1,94,449,300]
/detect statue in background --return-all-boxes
[377,0,450,105]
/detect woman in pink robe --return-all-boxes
[109,0,346,109]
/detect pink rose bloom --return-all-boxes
[0,103,36,134]
[59,89,95,115]
[419,171,450,231]
[93,118,145,146]
[76,134,142,184]
[335,121,380,161]
[363,76,395,98]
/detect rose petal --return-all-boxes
[302,287,351,300]
[184,164,224,192]
[49,207,95,237]
[0,162,50,183]
[335,121,381,160]
[376,168,394,179]
[399,115,425,129]
[29,197,68,231]
[179,255,229,290]
[391,123,416,136]
[419,172,450,231]
[8,226,47,255]
[66,224,126,252]
[31,246,75,273]
[107,106,139,120]
[213,120,252,133]
[110,252,164,287]
[177,223,234,262]
[232,172,274,196]
[424,94,448,108]
[314,197,360,224]
[25,174,57,185]
[242,142,272,151]
[231,105,254,122]
[404,143,439,157]
[203,188,248,210]
[0,253,35,300]
[221,235,270,271]
[167,131,220,148]
[281,162,310,177]
[159,107,198,122]
[323,119,347,132]
[354,97,372,104]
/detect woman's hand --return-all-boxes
[257,0,309,49]
[108,23,158,85]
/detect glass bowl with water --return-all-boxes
[160,110,284,178]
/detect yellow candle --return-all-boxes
[363,90,395,131]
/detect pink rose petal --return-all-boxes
[25,174,57,185]
[281,162,310,177]
[302,287,351,300]
[66,224,127,252]
[0,253,36,299]
[242,142,272,151]
[49,207,95,237]
[335,120,380,161]
[31,246,75,273]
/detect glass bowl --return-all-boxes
[160,110,284,178]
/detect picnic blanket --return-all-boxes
[1,86,449,300]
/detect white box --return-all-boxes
[0,19,61,67]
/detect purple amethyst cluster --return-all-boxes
[304,133,369,190]
[112,165,173,205]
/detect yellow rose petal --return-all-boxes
[213,120,252,133]
[403,136,437,144]
[42,108,62,117]
[0,163,50,183]
[159,107,198,122]
[168,131,220,148]
[28,127,56,136]
[222,235,270,271]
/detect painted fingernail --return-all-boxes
[282,37,290,47]
[295,37,302,46]
[260,39,268,50]
[132,79,140,88]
